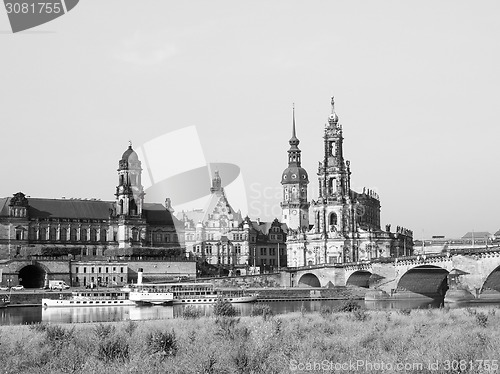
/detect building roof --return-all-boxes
[462,231,491,239]
[0,196,178,226]
[143,203,180,226]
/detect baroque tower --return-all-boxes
[281,105,310,232]
[115,143,146,248]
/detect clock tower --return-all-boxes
[281,105,310,232]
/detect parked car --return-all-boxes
[0,286,9,291]
[11,285,24,291]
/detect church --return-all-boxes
[0,144,183,260]
[282,98,413,267]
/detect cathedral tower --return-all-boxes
[313,97,353,240]
[281,105,310,232]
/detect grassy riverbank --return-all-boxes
[0,305,499,373]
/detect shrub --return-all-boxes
[28,322,48,333]
[45,324,74,346]
[146,329,178,357]
[335,299,360,313]
[124,320,138,336]
[319,306,332,317]
[94,323,115,340]
[476,312,488,328]
[215,316,241,340]
[251,304,274,320]
[352,309,369,322]
[182,305,202,319]
[97,335,130,362]
[213,298,237,318]
[398,308,412,316]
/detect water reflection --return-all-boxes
[0,298,498,326]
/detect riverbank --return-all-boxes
[0,306,499,373]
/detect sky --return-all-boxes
[1,1,499,239]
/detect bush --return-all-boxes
[320,306,332,317]
[398,308,412,316]
[94,323,115,340]
[213,298,237,318]
[335,300,360,313]
[251,304,274,320]
[146,329,178,357]
[182,305,202,319]
[352,309,369,322]
[28,322,48,333]
[97,335,130,362]
[45,324,74,346]
[476,312,488,328]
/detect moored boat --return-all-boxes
[42,290,135,308]
[129,284,174,305]
[129,282,257,305]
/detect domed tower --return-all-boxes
[115,142,146,249]
[281,105,310,232]
[115,142,145,217]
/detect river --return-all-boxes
[1,298,498,326]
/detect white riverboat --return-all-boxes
[128,284,174,305]
[42,290,135,308]
[129,282,257,305]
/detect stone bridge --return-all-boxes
[286,246,500,299]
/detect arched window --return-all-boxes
[39,228,47,241]
[60,227,67,241]
[131,228,139,242]
[100,229,107,242]
[329,212,337,226]
[119,200,124,214]
[70,228,78,241]
[81,228,87,242]
[130,199,137,215]
[49,227,57,241]
[90,228,97,242]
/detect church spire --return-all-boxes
[289,103,299,147]
[288,104,301,166]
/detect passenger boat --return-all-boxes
[42,290,135,308]
[128,283,174,305]
[129,282,257,305]
[171,283,258,305]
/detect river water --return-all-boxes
[1,298,498,326]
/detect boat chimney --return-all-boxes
[137,268,143,285]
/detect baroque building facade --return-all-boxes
[0,144,183,261]
[177,172,287,274]
[283,98,413,267]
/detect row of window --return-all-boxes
[74,266,125,274]
[75,276,125,285]
[195,244,243,254]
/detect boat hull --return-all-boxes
[173,295,258,304]
[42,298,135,308]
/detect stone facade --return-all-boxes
[0,144,183,260]
[177,172,287,274]
[283,98,413,267]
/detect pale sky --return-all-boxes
[1,1,499,239]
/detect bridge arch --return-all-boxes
[298,273,321,287]
[480,265,500,294]
[18,264,48,289]
[396,265,449,298]
[346,270,371,288]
